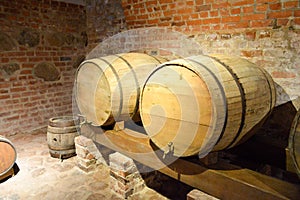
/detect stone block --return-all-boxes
[33,62,60,81]
[109,152,135,172]
[74,135,94,147]
[187,189,219,200]
[109,152,145,199]
[110,166,138,179]
[17,28,40,47]
[77,157,96,168]
[77,162,96,173]
[0,32,17,51]
[75,144,89,158]
[110,176,134,199]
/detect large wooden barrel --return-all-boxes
[47,116,80,159]
[289,109,300,177]
[75,52,166,126]
[0,136,16,177]
[140,54,276,157]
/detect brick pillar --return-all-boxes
[109,152,145,199]
[74,135,106,172]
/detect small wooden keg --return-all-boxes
[140,54,276,157]
[0,136,16,178]
[47,116,80,159]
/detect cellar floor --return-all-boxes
[0,129,167,200]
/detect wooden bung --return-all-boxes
[140,54,276,157]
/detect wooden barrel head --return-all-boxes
[0,138,16,176]
[76,60,112,126]
[75,53,166,126]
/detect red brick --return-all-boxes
[231,7,241,15]
[203,18,221,24]
[172,21,185,26]
[187,20,202,26]
[231,0,255,7]
[272,71,296,78]
[200,11,209,18]
[186,1,194,6]
[174,15,181,21]
[10,87,27,93]
[220,8,230,16]
[241,50,263,57]
[210,10,219,17]
[256,4,268,12]
[243,5,255,13]
[212,2,230,9]
[228,21,249,29]
[0,95,10,100]
[195,4,211,12]
[182,15,190,20]
[268,11,293,19]
[145,0,157,6]
[195,0,204,4]
[191,13,199,19]
[177,8,193,14]
[277,19,289,26]
[159,0,173,3]
[269,3,281,10]
[245,31,257,40]
[294,18,300,25]
[256,0,278,3]
[250,19,272,27]
[222,16,241,23]
[295,10,300,17]
[0,82,11,88]
[1,58,9,62]
[284,1,299,9]
[147,19,159,24]
[242,13,266,21]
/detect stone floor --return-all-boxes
[0,129,167,200]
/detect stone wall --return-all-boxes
[0,0,87,136]
[120,0,300,108]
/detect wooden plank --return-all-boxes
[81,125,300,200]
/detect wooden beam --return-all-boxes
[81,125,300,200]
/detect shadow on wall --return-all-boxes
[266,82,298,142]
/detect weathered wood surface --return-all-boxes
[81,125,300,200]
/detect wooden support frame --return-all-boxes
[81,124,300,200]
[0,167,14,182]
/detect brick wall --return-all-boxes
[86,0,127,51]
[0,0,87,136]
[120,0,300,108]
